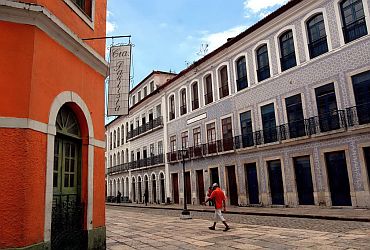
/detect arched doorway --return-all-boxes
[138,176,142,203]
[151,174,157,203]
[132,177,136,202]
[160,172,165,203]
[144,175,149,204]
[51,105,84,249]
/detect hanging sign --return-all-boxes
[107,44,131,116]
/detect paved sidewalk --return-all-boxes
[107,202,370,222]
[106,206,370,249]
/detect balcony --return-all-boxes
[343,17,368,43]
[192,99,199,110]
[257,65,270,82]
[204,92,213,105]
[308,36,328,59]
[236,76,248,91]
[107,154,165,175]
[180,105,187,115]
[167,106,369,163]
[280,52,297,71]
[219,85,229,98]
[126,116,163,141]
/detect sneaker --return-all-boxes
[223,227,230,232]
[208,226,215,230]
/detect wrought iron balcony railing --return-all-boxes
[343,17,368,43]
[107,154,165,175]
[167,107,370,163]
[280,52,297,71]
[204,92,213,105]
[219,85,229,98]
[126,116,163,140]
[257,65,270,82]
[308,36,328,59]
[236,76,248,91]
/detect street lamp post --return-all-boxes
[179,148,191,219]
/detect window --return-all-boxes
[351,70,370,124]
[181,131,188,149]
[206,122,217,154]
[117,127,120,147]
[156,104,162,118]
[109,132,112,150]
[143,147,148,159]
[169,95,175,120]
[150,144,155,156]
[131,151,134,161]
[307,13,329,58]
[150,81,155,92]
[206,123,216,143]
[121,150,124,163]
[170,136,177,152]
[315,83,340,132]
[221,117,233,151]
[132,95,136,106]
[240,111,254,147]
[256,44,270,82]
[113,153,116,166]
[158,141,163,155]
[261,103,277,143]
[279,30,297,71]
[113,130,116,148]
[135,118,139,130]
[340,0,368,43]
[121,125,124,144]
[138,91,141,102]
[71,0,92,18]
[180,89,187,115]
[204,74,213,105]
[193,127,201,146]
[117,152,120,165]
[192,82,199,110]
[219,66,229,98]
[236,56,248,91]
[144,86,148,97]
[110,155,112,168]
[142,114,146,128]
[285,94,305,138]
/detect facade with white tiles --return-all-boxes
[106,0,370,208]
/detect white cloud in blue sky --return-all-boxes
[106,0,287,87]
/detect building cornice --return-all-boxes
[0,0,108,77]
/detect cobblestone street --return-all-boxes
[106,206,370,249]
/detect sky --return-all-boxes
[106,0,289,88]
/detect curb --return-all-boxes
[106,203,370,223]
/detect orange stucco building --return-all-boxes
[0,0,107,249]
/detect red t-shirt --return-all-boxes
[209,187,226,209]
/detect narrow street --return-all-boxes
[106,206,370,249]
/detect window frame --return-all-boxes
[233,53,249,92]
[253,41,272,83]
[216,63,230,99]
[203,72,214,105]
[64,0,95,29]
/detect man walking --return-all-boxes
[203,183,230,231]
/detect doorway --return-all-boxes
[160,173,165,203]
[210,167,219,186]
[185,172,191,204]
[245,163,259,205]
[152,175,157,203]
[325,151,352,206]
[267,160,285,205]
[172,173,179,204]
[293,156,314,205]
[226,165,238,205]
[364,147,370,185]
[51,105,84,249]
[196,170,205,204]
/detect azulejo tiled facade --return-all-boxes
[106,0,370,209]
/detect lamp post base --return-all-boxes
[180,209,192,220]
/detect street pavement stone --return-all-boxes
[106,206,370,249]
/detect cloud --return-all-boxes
[106,10,116,34]
[243,0,288,13]
[200,25,247,53]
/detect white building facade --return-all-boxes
[106,0,370,208]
